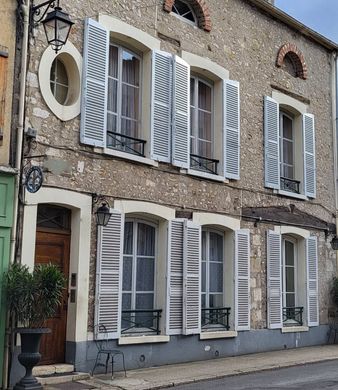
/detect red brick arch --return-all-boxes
[163,0,212,32]
[276,43,308,80]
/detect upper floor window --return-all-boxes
[107,45,143,156]
[172,0,197,24]
[190,76,217,175]
[50,58,69,105]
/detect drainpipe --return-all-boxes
[333,51,338,275]
[2,1,30,388]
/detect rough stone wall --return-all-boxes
[23,0,337,330]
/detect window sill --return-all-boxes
[103,148,159,167]
[118,335,170,345]
[276,190,308,201]
[199,331,237,340]
[182,169,228,183]
[281,326,309,333]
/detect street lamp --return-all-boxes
[92,194,113,227]
[31,0,74,53]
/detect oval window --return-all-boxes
[50,58,69,105]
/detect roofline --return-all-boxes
[247,0,338,51]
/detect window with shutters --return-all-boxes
[106,44,145,157]
[121,219,162,335]
[190,76,218,175]
[264,92,316,199]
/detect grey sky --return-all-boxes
[275,0,338,43]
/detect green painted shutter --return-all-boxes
[0,174,14,227]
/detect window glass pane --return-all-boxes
[107,113,117,134]
[55,59,68,85]
[172,0,195,22]
[209,262,223,293]
[286,266,295,293]
[198,111,212,141]
[121,84,139,120]
[122,51,140,86]
[209,232,223,262]
[201,261,206,293]
[286,293,295,308]
[283,140,293,165]
[107,79,118,114]
[136,293,154,310]
[201,294,206,309]
[209,294,223,308]
[198,81,212,111]
[285,241,294,266]
[202,231,206,260]
[283,165,294,179]
[123,222,133,255]
[108,45,118,78]
[198,140,212,159]
[136,258,155,291]
[190,78,195,105]
[283,115,293,140]
[122,257,132,291]
[54,84,68,105]
[122,293,131,310]
[137,223,155,256]
[120,118,138,141]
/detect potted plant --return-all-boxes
[5,262,65,390]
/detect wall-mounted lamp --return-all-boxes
[331,236,338,250]
[31,0,74,53]
[93,194,112,227]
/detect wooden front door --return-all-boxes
[35,230,70,364]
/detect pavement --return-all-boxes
[44,344,338,390]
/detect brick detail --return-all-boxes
[276,43,307,80]
[163,0,212,32]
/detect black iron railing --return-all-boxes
[121,309,162,335]
[190,154,219,175]
[283,307,303,326]
[280,177,300,194]
[201,307,231,330]
[107,131,146,157]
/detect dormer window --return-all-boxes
[172,0,197,24]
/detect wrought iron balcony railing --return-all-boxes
[283,306,303,326]
[107,131,146,157]
[201,307,231,330]
[121,309,162,335]
[280,177,300,194]
[190,154,219,175]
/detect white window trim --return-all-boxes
[171,0,198,27]
[281,326,309,333]
[184,168,228,182]
[199,330,237,340]
[279,112,295,180]
[276,189,308,200]
[103,147,159,167]
[282,236,297,309]
[118,335,170,344]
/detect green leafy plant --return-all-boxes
[5,263,66,328]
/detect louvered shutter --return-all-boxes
[267,230,282,329]
[307,236,319,326]
[151,50,172,162]
[166,219,184,335]
[172,56,190,168]
[235,229,250,331]
[303,114,316,198]
[264,96,280,189]
[224,80,240,180]
[95,210,124,339]
[80,18,109,147]
[183,220,201,335]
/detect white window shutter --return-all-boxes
[264,96,280,189]
[172,56,190,169]
[151,50,172,162]
[166,219,184,335]
[183,220,201,335]
[267,230,282,329]
[94,210,124,339]
[307,236,319,326]
[303,114,316,198]
[224,80,240,180]
[80,18,109,147]
[235,229,250,331]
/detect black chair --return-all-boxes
[92,324,126,378]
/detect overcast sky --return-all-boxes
[275,0,338,43]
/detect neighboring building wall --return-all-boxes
[0,0,16,386]
[15,0,337,375]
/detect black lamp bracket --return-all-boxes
[92,193,110,209]
[31,0,59,25]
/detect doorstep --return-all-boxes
[33,363,74,376]
[36,372,90,386]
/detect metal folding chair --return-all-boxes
[92,324,126,378]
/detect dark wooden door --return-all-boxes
[35,230,70,364]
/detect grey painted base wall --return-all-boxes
[9,326,330,386]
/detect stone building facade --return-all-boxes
[12,0,338,378]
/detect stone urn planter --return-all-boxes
[4,263,65,390]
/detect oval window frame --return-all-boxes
[39,41,82,121]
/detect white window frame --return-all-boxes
[50,57,69,105]
[122,219,158,314]
[190,75,214,161]
[171,0,198,26]
[107,43,143,150]
[281,236,298,309]
[201,228,224,309]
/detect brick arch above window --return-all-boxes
[163,0,212,32]
[276,43,307,80]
